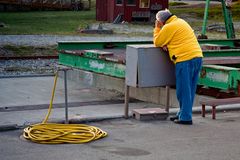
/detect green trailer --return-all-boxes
[58,49,126,78]
[199,65,240,92]
[58,39,240,95]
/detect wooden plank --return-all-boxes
[200,97,240,106]
[203,56,240,65]
[132,108,168,121]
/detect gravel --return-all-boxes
[0,34,153,76]
[0,35,153,47]
[0,15,238,77]
[0,59,58,77]
[0,34,153,77]
[1,0,239,77]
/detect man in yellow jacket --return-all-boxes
[153,9,203,125]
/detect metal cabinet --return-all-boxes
[124,44,176,118]
[126,44,175,87]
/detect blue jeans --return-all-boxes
[176,57,202,121]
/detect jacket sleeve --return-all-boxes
[153,26,174,47]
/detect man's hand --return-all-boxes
[155,20,163,28]
[162,45,168,52]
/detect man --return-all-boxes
[225,0,232,8]
[153,9,203,125]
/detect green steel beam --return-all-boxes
[58,40,240,93]
[200,0,236,39]
[58,39,240,51]
[203,49,240,57]
[201,0,210,36]
[57,41,152,50]
[221,0,235,39]
[59,53,126,78]
[198,64,240,91]
[198,39,240,47]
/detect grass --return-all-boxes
[0,1,239,35]
[0,11,96,35]
[204,2,240,21]
[170,2,240,21]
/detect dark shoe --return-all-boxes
[174,120,192,125]
[170,116,179,121]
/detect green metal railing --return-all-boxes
[57,41,153,50]
[58,39,240,93]
[201,0,235,39]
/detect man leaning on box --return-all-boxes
[153,9,203,125]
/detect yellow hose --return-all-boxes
[23,72,107,144]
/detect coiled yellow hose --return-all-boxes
[23,72,107,144]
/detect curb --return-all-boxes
[169,104,240,115]
[0,115,125,132]
[0,74,54,79]
[0,124,20,131]
[1,105,240,132]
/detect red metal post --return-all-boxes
[165,86,170,113]
[202,104,205,117]
[237,81,240,96]
[124,85,130,119]
[212,106,216,119]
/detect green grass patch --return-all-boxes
[0,11,96,35]
[171,7,204,18]
[0,1,239,35]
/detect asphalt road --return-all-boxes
[1,111,240,160]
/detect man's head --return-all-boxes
[156,9,172,23]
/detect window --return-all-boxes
[116,0,123,5]
[127,0,136,5]
[139,0,149,8]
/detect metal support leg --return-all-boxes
[165,86,170,113]
[202,104,205,117]
[212,106,216,119]
[201,0,210,37]
[124,85,129,119]
[63,70,69,124]
[221,0,235,39]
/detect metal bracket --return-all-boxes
[124,85,170,118]
[57,65,73,124]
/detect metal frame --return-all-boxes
[57,39,240,120]
[124,85,170,118]
[201,0,235,39]
[57,65,73,124]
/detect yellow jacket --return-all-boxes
[153,15,203,63]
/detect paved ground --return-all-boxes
[1,76,240,160]
[1,1,240,159]
[2,76,239,127]
[1,1,240,157]
[0,76,160,127]
[1,111,240,160]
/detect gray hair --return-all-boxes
[156,9,172,23]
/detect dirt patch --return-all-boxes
[171,2,219,9]
[0,45,57,57]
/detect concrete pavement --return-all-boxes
[1,76,240,160]
[0,76,168,128]
[1,111,240,160]
[1,76,240,127]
